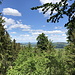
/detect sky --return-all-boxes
[0,0,70,43]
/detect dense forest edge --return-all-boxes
[0,0,75,75]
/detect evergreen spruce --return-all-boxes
[0,14,12,75]
[36,33,49,50]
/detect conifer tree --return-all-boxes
[11,39,17,61]
[0,13,12,75]
[16,43,20,51]
[36,33,49,50]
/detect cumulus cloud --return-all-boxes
[3,17,31,30]
[3,17,15,26]
[2,8,22,16]
[8,23,30,30]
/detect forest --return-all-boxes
[0,0,75,75]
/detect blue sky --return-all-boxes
[1,0,69,43]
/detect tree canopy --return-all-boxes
[31,0,75,23]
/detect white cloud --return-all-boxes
[10,27,67,42]
[4,17,66,42]
[12,31,67,43]
[2,8,22,16]
[13,35,36,43]
[44,30,63,34]
[3,16,67,42]
[11,26,66,42]
[49,34,67,42]
[31,30,64,35]
[3,17,15,26]
[3,17,31,30]
[8,23,30,30]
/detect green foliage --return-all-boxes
[6,33,72,74]
[65,43,75,74]
[0,14,21,75]
[66,20,75,44]
[0,14,12,75]
[36,33,49,50]
[7,45,72,75]
[47,40,54,51]
[31,0,75,23]
[11,39,19,61]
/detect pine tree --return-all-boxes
[36,33,49,50]
[0,14,12,75]
[11,39,17,61]
[0,23,20,75]
[16,43,20,51]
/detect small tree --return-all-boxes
[36,33,49,50]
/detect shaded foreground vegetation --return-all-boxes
[7,42,75,75]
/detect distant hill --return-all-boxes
[53,42,68,48]
[20,42,37,47]
[20,42,68,48]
